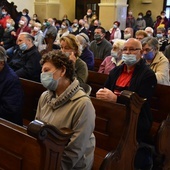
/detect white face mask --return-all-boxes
[28,24,32,27]
[128,12,132,15]
[34,26,39,32]
[6,23,11,28]
[19,20,25,25]
[61,25,66,29]
[87,12,91,16]
[124,33,131,40]
[138,15,142,19]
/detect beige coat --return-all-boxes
[150,52,170,86]
[36,79,95,170]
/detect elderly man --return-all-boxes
[0,46,23,125]
[89,26,112,59]
[96,38,157,169]
[43,18,57,39]
[9,32,41,82]
[123,27,134,40]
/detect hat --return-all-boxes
[0,46,8,62]
[114,21,120,27]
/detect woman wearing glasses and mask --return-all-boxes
[35,50,95,170]
[141,36,169,85]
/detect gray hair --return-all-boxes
[0,46,7,62]
[19,32,34,42]
[76,33,90,47]
[141,37,159,51]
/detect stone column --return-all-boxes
[99,0,128,31]
[34,0,60,22]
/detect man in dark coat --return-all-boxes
[96,38,157,170]
[0,46,23,125]
[9,32,41,82]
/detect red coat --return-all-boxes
[16,26,31,37]
[0,15,11,29]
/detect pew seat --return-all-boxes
[0,118,73,170]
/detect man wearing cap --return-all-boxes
[9,32,41,82]
[0,46,23,125]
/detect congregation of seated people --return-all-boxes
[1,5,170,170]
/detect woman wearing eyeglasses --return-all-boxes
[141,36,169,85]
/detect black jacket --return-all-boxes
[9,45,41,82]
[105,59,157,142]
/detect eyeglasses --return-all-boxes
[122,48,141,53]
[142,48,153,53]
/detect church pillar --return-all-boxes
[99,0,128,31]
[34,0,60,22]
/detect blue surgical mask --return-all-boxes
[19,43,27,51]
[111,50,118,58]
[113,24,117,29]
[143,51,155,60]
[157,34,163,38]
[122,54,137,66]
[40,71,59,91]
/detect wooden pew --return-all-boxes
[19,78,46,126]
[0,118,73,170]
[87,71,108,97]
[149,84,170,170]
[91,90,146,170]
[94,59,103,72]
[87,70,170,169]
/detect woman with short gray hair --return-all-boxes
[141,36,169,85]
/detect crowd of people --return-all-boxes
[1,6,170,170]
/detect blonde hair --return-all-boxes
[135,30,148,37]
[60,34,81,57]
[6,18,15,26]
[113,39,126,50]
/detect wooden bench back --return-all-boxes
[91,91,145,170]
[19,78,46,125]
[0,118,73,170]
[87,71,108,97]
[94,59,103,72]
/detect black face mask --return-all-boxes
[146,13,151,16]
[79,24,82,28]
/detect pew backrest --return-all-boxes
[19,78,46,125]
[91,90,145,170]
[87,71,108,97]
[0,118,73,170]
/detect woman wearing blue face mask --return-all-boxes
[109,21,121,42]
[141,36,169,85]
[36,50,95,170]
[156,27,168,52]
[0,18,16,50]
[98,39,125,74]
